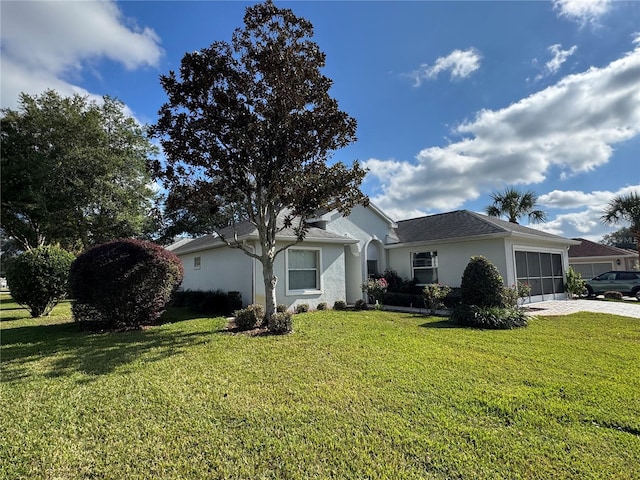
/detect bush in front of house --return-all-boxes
[604,291,624,300]
[276,304,288,313]
[317,302,328,311]
[460,256,505,308]
[450,305,528,329]
[234,304,265,330]
[172,289,242,316]
[333,300,347,311]
[5,245,75,317]
[69,239,183,330]
[354,299,368,310]
[295,303,309,314]
[269,311,293,334]
[453,256,528,330]
[423,284,451,312]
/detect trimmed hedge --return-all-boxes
[5,245,75,317]
[171,289,242,316]
[450,305,528,330]
[269,311,293,334]
[234,304,265,330]
[460,256,504,308]
[69,239,183,330]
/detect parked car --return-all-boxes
[585,271,640,300]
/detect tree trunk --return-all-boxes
[261,256,278,326]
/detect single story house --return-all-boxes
[569,238,639,278]
[169,204,580,309]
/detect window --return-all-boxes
[367,260,379,277]
[412,251,438,285]
[194,256,201,270]
[287,248,320,292]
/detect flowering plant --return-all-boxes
[362,277,388,303]
[423,284,451,313]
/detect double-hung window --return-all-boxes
[412,251,438,284]
[287,248,321,293]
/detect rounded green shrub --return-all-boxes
[5,245,75,317]
[234,304,265,330]
[69,239,184,330]
[460,256,504,308]
[604,291,623,300]
[316,302,328,311]
[295,303,309,314]
[354,299,368,310]
[450,305,528,329]
[333,300,347,311]
[276,304,288,313]
[269,311,293,334]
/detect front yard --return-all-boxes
[1,295,639,479]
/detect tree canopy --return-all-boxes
[1,90,158,252]
[601,192,640,259]
[150,0,367,326]
[485,187,547,224]
[601,227,638,250]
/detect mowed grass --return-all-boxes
[1,294,639,479]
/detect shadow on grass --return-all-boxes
[1,312,211,382]
[419,318,463,329]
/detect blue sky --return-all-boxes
[2,0,639,241]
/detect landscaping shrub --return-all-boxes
[172,290,242,316]
[460,256,505,308]
[354,299,368,310]
[333,300,347,311]
[362,277,388,303]
[454,256,528,329]
[5,245,75,317]
[69,239,183,330]
[269,311,293,334]
[380,269,420,294]
[234,304,265,330]
[381,292,424,308]
[295,303,309,314]
[565,267,587,299]
[604,291,624,300]
[276,304,288,313]
[423,284,451,312]
[317,302,328,311]
[450,305,528,329]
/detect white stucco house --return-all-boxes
[168,204,580,309]
[568,238,639,278]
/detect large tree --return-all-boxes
[602,192,640,261]
[150,1,367,325]
[485,187,547,224]
[1,90,158,251]
[601,227,637,250]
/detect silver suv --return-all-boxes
[585,271,640,300]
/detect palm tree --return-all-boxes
[602,192,640,261]
[485,187,547,224]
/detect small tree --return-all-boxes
[423,284,451,314]
[5,245,75,317]
[150,1,367,331]
[601,192,640,264]
[69,239,183,330]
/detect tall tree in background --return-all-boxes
[601,227,637,250]
[1,90,158,251]
[602,192,640,261]
[150,0,367,325]
[485,188,547,224]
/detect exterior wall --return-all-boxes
[252,241,347,311]
[326,205,395,301]
[387,238,507,287]
[177,248,254,307]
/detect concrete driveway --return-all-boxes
[525,298,640,318]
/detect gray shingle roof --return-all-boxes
[569,238,637,258]
[394,210,572,244]
[169,219,357,255]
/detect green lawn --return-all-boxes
[1,294,639,479]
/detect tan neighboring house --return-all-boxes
[568,238,639,279]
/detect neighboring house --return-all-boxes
[169,205,579,309]
[568,238,638,278]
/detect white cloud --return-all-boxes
[544,44,578,75]
[553,0,612,27]
[538,186,640,209]
[365,42,640,220]
[410,48,482,87]
[0,0,163,109]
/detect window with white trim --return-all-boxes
[412,251,438,285]
[287,248,320,292]
[194,256,201,270]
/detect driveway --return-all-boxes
[525,298,640,318]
